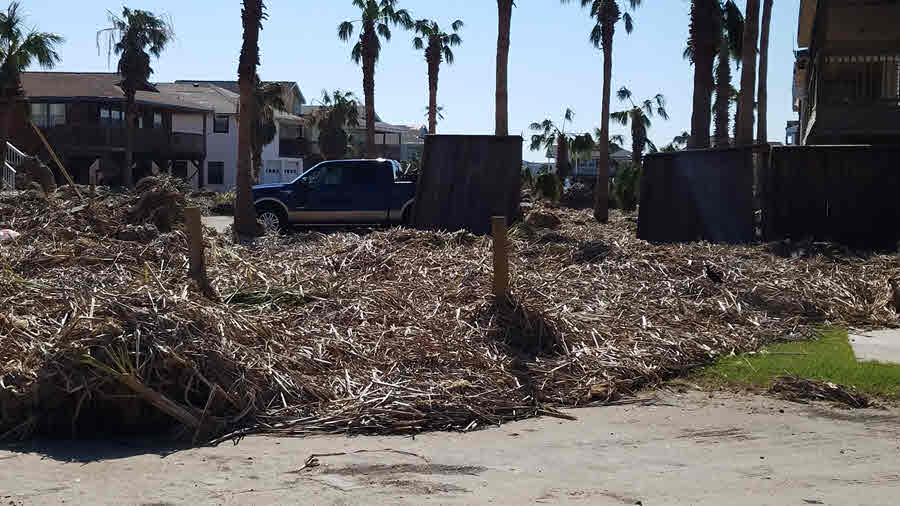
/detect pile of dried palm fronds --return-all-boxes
[1,188,898,441]
[770,376,873,408]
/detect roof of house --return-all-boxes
[174,80,306,105]
[21,72,211,112]
[157,82,305,123]
[156,83,239,115]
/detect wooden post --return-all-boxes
[29,121,83,201]
[492,216,509,297]
[185,207,219,301]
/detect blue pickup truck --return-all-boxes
[252,159,416,229]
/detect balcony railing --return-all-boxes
[41,125,204,158]
[278,138,307,158]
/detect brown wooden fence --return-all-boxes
[637,147,756,244]
[762,145,900,248]
[412,135,522,235]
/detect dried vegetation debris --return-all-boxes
[0,185,898,441]
[770,376,874,409]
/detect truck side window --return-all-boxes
[349,162,378,185]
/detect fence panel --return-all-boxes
[638,147,755,244]
[764,146,900,248]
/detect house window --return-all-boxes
[100,107,124,125]
[154,112,163,129]
[29,103,66,128]
[207,161,225,185]
[213,114,229,133]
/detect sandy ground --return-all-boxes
[1,391,898,506]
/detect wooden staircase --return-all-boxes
[2,141,27,190]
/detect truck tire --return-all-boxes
[256,203,287,232]
[402,202,414,226]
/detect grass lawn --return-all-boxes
[691,328,900,398]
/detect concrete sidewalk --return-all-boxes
[849,329,900,364]
[201,215,233,234]
[2,391,898,505]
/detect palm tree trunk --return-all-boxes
[495,0,512,136]
[427,44,439,135]
[556,133,568,183]
[362,21,377,158]
[713,42,732,147]
[234,0,262,237]
[124,96,135,188]
[756,0,772,144]
[594,40,612,224]
[688,0,717,149]
[737,0,760,145]
[631,118,641,168]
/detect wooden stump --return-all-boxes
[492,216,509,297]
[412,135,522,235]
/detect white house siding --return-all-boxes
[202,113,239,192]
[259,120,305,185]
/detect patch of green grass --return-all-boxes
[692,329,900,398]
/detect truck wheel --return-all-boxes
[256,204,286,232]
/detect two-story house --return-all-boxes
[158,82,307,191]
[12,72,209,186]
[795,0,900,145]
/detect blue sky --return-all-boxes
[22,0,801,160]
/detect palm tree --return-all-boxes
[311,89,361,160]
[251,79,285,183]
[0,2,63,164]
[685,0,720,149]
[737,0,760,145]
[338,0,412,158]
[610,87,668,168]
[413,19,462,135]
[98,7,173,188]
[528,108,575,182]
[234,0,265,237]
[495,0,513,136]
[756,0,772,143]
[424,105,445,125]
[566,0,642,223]
[712,0,743,147]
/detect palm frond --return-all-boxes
[338,21,355,41]
[616,86,632,102]
[610,111,630,126]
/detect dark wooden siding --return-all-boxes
[762,145,900,248]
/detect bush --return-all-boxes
[611,163,642,212]
[521,167,534,189]
[562,182,593,209]
[533,172,561,202]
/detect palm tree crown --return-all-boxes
[98,8,173,95]
[412,19,462,64]
[338,0,412,64]
[610,86,668,166]
[529,108,576,181]
[0,2,63,101]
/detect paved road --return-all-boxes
[2,391,898,505]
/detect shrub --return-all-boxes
[533,172,561,202]
[612,162,642,212]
